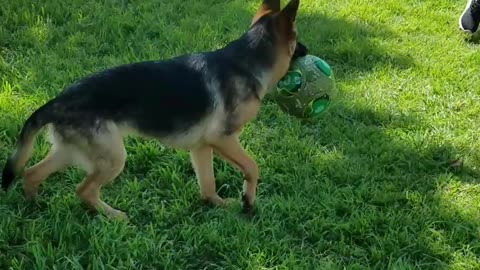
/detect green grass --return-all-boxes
[1,0,480,268]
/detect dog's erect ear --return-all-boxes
[280,0,300,22]
[261,0,281,11]
[251,0,281,26]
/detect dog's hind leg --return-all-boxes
[76,168,126,220]
[74,123,127,220]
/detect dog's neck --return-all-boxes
[217,19,280,99]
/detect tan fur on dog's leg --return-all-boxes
[76,170,127,220]
[74,125,127,220]
[76,149,126,220]
[190,146,224,206]
[212,136,259,212]
[23,147,68,200]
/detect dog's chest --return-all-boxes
[225,97,261,135]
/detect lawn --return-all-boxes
[1,0,480,268]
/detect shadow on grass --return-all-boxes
[297,13,414,81]
[466,32,480,44]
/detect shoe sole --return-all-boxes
[459,0,475,33]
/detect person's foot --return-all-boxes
[459,0,480,33]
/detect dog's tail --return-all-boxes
[2,101,54,191]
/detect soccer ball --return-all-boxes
[267,55,336,119]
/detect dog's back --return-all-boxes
[49,56,216,143]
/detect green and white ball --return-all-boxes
[268,55,336,119]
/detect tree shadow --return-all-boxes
[297,13,414,81]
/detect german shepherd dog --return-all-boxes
[2,0,307,219]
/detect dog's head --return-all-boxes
[250,0,307,88]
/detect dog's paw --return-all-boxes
[105,208,129,221]
[201,194,228,207]
[241,193,255,215]
[23,184,39,201]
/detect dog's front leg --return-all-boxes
[211,135,258,213]
[190,145,225,206]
